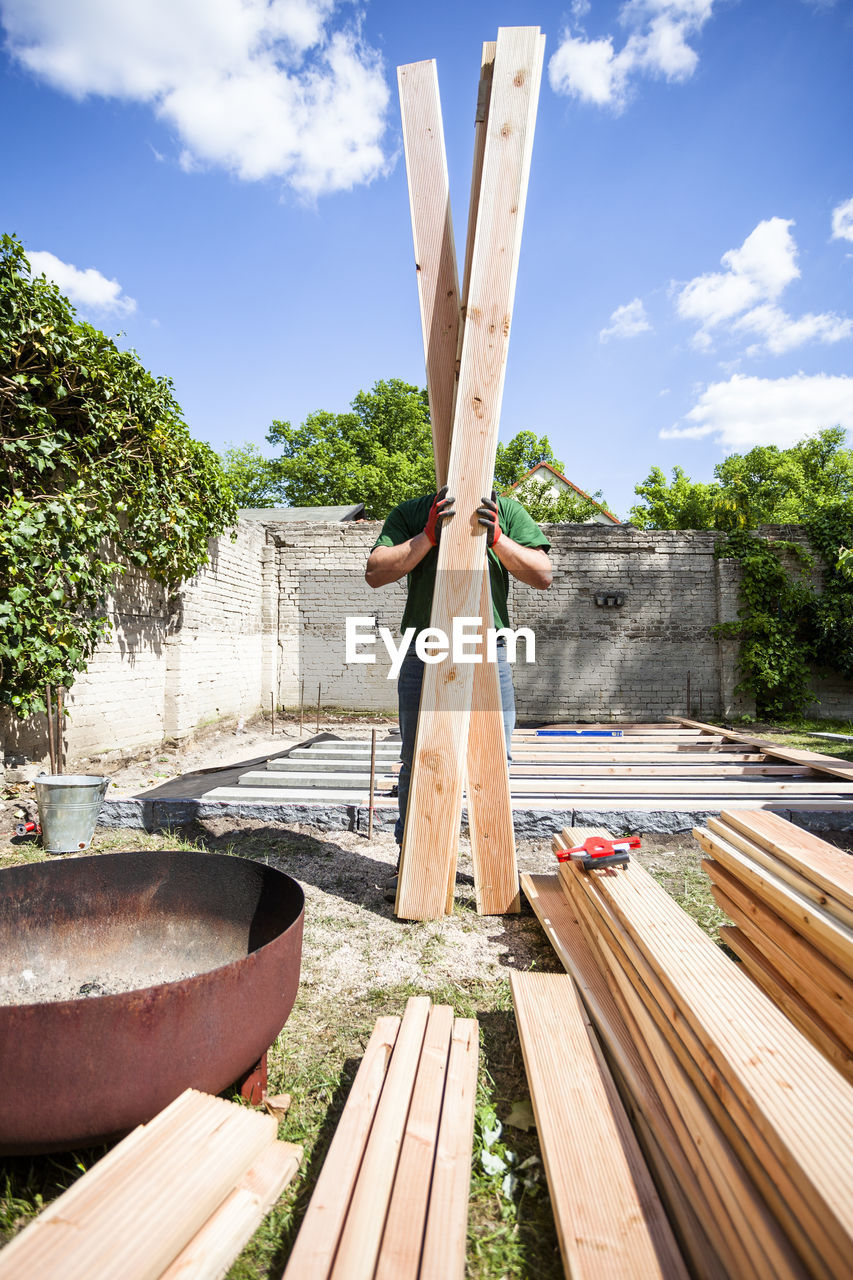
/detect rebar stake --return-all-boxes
[368,728,377,840]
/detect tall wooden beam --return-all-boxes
[397,45,520,915]
[396,27,544,920]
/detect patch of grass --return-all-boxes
[729,715,853,761]
[0,843,47,872]
[0,1147,108,1248]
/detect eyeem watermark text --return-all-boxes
[345,617,535,679]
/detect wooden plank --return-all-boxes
[560,863,807,1280]
[512,747,758,752]
[720,923,853,1083]
[397,50,518,917]
[509,764,813,776]
[561,854,853,1279]
[720,808,853,914]
[704,858,853,1042]
[459,49,518,908]
[694,826,853,972]
[459,55,518,912]
[524,863,748,1280]
[419,1017,479,1280]
[375,1005,454,1280]
[397,58,461,486]
[396,27,545,920]
[511,971,688,1279]
[330,997,430,1279]
[0,1090,277,1280]
[161,1140,302,1280]
[283,1016,400,1280]
[708,815,853,930]
[676,717,853,783]
[467,778,853,795]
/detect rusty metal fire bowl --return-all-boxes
[0,850,304,1154]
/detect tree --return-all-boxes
[629,465,717,529]
[630,428,853,530]
[493,430,563,490]
[219,384,610,522]
[0,234,237,717]
[264,378,435,518]
[218,442,279,507]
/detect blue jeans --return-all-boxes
[394,644,516,846]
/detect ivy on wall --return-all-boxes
[714,506,853,716]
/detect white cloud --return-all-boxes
[549,0,715,111]
[599,297,652,341]
[675,218,798,329]
[662,372,853,448]
[831,197,853,244]
[0,0,390,197]
[733,304,852,356]
[673,217,851,356]
[27,249,137,315]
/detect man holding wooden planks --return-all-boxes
[365,486,551,898]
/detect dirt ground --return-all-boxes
[3,713,850,1276]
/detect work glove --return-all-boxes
[424,485,455,546]
[476,491,502,547]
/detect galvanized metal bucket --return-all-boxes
[34,775,110,854]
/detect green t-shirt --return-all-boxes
[372,493,551,634]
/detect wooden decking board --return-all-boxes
[721,808,853,913]
[161,1140,302,1280]
[284,1002,477,1280]
[419,1017,479,1280]
[509,763,812,777]
[397,58,460,487]
[525,857,731,1279]
[694,827,853,972]
[397,50,518,918]
[375,1005,454,1280]
[0,1090,279,1280]
[561,856,853,1279]
[719,923,853,1083]
[396,27,545,920]
[331,997,430,1279]
[560,861,803,1280]
[707,815,853,929]
[510,971,688,1279]
[704,858,853,1040]
[283,1016,400,1279]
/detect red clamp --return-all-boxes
[14,821,41,838]
[555,834,640,871]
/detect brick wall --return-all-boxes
[4,516,850,763]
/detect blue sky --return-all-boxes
[2,0,852,519]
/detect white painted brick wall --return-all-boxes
[4,515,850,764]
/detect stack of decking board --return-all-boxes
[520,827,853,1279]
[283,996,478,1280]
[695,808,853,1083]
[0,1089,301,1280]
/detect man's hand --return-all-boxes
[476,492,501,547]
[424,485,455,546]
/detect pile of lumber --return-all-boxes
[0,1088,301,1280]
[521,827,853,1280]
[695,808,853,1082]
[283,996,478,1280]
